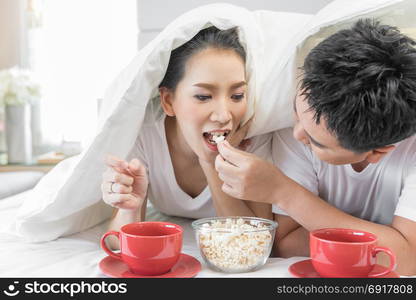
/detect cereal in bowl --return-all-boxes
[197,218,273,272]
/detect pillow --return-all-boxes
[0,171,44,200]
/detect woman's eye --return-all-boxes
[231,93,245,101]
[194,95,211,101]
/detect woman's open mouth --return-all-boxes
[202,130,230,151]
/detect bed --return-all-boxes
[0,190,306,278]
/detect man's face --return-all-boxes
[293,92,369,165]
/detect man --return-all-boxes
[215,19,416,275]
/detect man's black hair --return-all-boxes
[301,18,416,153]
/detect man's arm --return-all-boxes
[277,180,416,275]
[200,160,272,219]
[216,141,416,275]
[199,121,273,220]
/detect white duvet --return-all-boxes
[13,0,416,243]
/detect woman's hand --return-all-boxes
[227,117,253,150]
[101,155,149,210]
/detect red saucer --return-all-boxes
[99,253,201,278]
[289,259,399,278]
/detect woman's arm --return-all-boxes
[106,198,147,250]
[101,155,149,250]
[200,160,272,220]
[200,121,273,220]
[272,214,309,257]
[200,119,272,219]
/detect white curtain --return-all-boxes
[31,0,138,148]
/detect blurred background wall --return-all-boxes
[0,0,25,69]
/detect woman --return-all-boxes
[100,27,272,248]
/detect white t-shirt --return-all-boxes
[127,113,272,219]
[272,128,416,225]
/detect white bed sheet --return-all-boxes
[4,191,411,278]
[0,191,307,278]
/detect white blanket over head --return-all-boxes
[14,0,414,242]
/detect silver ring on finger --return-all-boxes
[109,182,116,194]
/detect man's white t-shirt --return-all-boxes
[272,128,416,225]
[127,114,272,219]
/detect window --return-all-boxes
[29,0,138,149]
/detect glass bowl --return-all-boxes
[192,216,278,273]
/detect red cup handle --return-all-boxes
[100,231,122,260]
[368,246,397,277]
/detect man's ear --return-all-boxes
[159,87,175,117]
[366,145,396,163]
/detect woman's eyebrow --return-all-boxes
[193,81,247,90]
[193,83,217,90]
[230,81,247,89]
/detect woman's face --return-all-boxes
[163,48,247,162]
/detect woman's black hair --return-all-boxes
[159,26,246,90]
[301,19,416,153]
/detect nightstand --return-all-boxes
[0,163,56,173]
[0,152,62,173]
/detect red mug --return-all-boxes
[310,228,396,278]
[100,222,183,276]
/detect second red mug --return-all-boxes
[310,228,396,278]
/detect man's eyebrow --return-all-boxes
[293,96,297,114]
[304,130,328,149]
[294,95,327,149]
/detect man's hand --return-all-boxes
[215,140,286,202]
